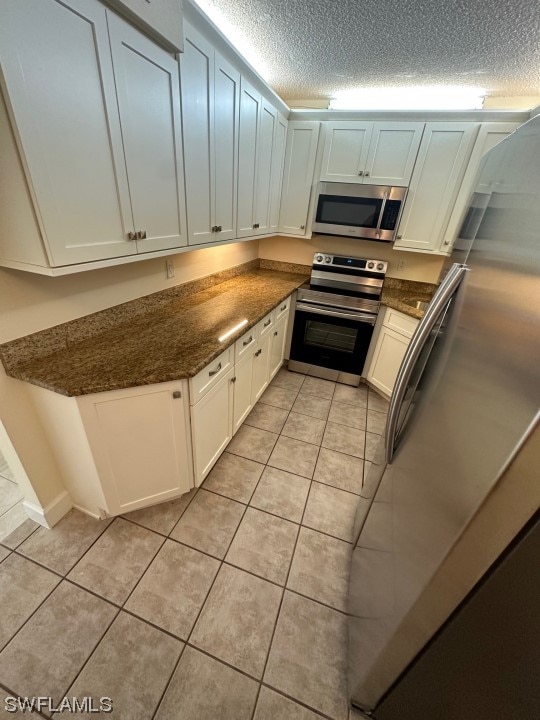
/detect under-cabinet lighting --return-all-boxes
[329,86,486,111]
[219,319,248,343]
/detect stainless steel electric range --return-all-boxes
[288,252,387,386]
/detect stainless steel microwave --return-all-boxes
[313,182,407,242]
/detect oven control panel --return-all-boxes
[313,253,387,274]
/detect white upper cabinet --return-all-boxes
[181,23,239,246]
[320,121,424,186]
[0,0,134,266]
[103,0,184,53]
[0,0,188,271]
[394,123,479,253]
[237,79,285,238]
[278,121,321,236]
[108,13,187,253]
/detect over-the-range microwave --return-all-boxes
[312,182,407,242]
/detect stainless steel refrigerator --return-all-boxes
[348,115,540,717]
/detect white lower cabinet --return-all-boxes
[232,351,255,434]
[366,307,419,398]
[29,380,193,519]
[269,313,289,380]
[251,332,273,403]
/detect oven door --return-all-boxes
[290,303,376,375]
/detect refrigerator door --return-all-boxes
[348,117,540,712]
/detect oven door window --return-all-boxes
[316,194,382,229]
[304,320,357,353]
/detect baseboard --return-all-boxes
[72,503,105,521]
[23,490,72,529]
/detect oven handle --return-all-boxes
[296,302,377,325]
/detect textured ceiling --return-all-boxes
[195,0,540,104]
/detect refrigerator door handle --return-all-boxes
[385,263,469,464]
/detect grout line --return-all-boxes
[259,682,335,720]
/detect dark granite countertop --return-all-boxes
[1,268,307,397]
[381,278,438,320]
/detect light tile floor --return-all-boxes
[0,369,388,720]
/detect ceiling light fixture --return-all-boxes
[329,86,486,111]
[192,0,272,81]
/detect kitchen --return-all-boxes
[1,4,540,714]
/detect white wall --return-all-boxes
[0,240,259,511]
[258,234,444,284]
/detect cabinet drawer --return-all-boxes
[235,325,259,363]
[189,346,233,405]
[383,308,419,338]
[259,311,274,337]
[274,295,291,322]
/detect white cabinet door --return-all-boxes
[78,381,192,516]
[104,0,183,52]
[269,113,288,232]
[181,27,214,246]
[191,368,234,485]
[269,314,288,380]
[320,122,373,182]
[0,0,134,266]
[364,123,424,186]
[237,78,261,238]
[232,351,254,434]
[441,122,519,252]
[251,333,272,403]
[254,99,277,234]
[394,123,479,253]
[279,121,320,235]
[367,325,411,398]
[214,52,240,241]
[108,13,187,253]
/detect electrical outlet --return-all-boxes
[166,258,175,279]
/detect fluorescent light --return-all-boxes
[218,319,248,343]
[191,0,272,82]
[329,86,486,111]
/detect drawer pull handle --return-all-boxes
[243,336,253,346]
[172,390,182,399]
[264,319,271,327]
[280,304,286,311]
[208,362,222,377]
[255,349,262,357]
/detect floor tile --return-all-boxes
[322,422,365,459]
[0,503,35,546]
[268,436,319,479]
[254,686,324,720]
[287,527,351,612]
[328,401,367,430]
[367,389,389,413]
[125,539,219,639]
[19,509,112,575]
[170,489,244,559]
[227,425,279,464]
[291,394,331,421]
[155,646,258,720]
[191,564,281,678]
[264,591,348,720]
[245,402,289,434]
[0,581,116,706]
[281,412,325,446]
[364,431,382,462]
[0,553,60,650]
[0,477,23,517]
[67,518,163,605]
[300,376,336,400]
[303,483,358,543]
[313,448,364,494]
[249,466,311,523]
[366,409,387,436]
[226,507,298,585]
[0,514,39,549]
[259,385,297,411]
[64,611,182,720]
[270,368,306,392]
[332,383,368,408]
[203,452,264,503]
[123,489,197,536]
[0,546,9,562]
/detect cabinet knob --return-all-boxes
[364,171,370,177]
[396,234,403,240]
[127,231,136,241]
[208,362,222,377]
[231,376,237,384]
[137,230,147,239]
[300,225,305,229]
[217,225,222,232]
[172,390,182,399]
[274,331,278,336]
[358,170,364,176]
[211,225,218,232]
[255,349,262,357]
